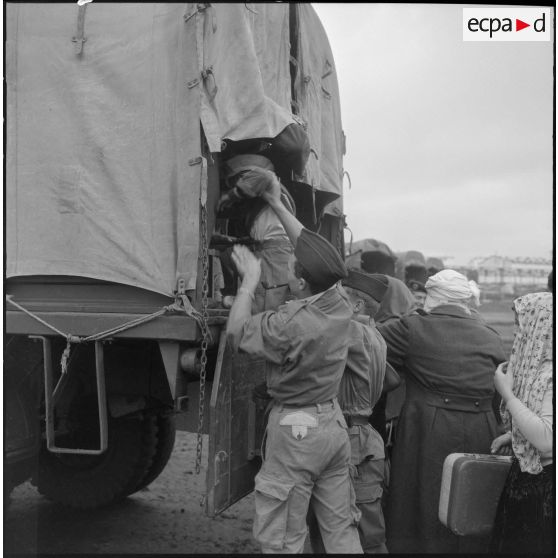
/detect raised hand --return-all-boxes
[231,244,261,289]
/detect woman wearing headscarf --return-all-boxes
[490,292,553,554]
[378,270,507,553]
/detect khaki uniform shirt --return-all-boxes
[338,318,386,418]
[235,284,352,405]
[338,317,387,462]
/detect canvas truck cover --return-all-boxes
[6,3,204,296]
[6,3,344,296]
[199,3,345,214]
[295,4,345,220]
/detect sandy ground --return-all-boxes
[4,432,261,555]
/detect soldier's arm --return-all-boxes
[226,245,290,364]
[226,245,261,351]
[259,170,303,247]
[382,363,401,393]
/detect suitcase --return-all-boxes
[439,453,513,537]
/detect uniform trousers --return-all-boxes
[308,425,387,553]
[253,399,362,554]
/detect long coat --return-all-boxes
[378,304,506,553]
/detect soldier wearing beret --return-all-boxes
[407,279,427,310]
[226,169,362,553]
[307,268,397,553]
[367,275,418,448]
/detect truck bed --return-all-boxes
[6,277,226,342]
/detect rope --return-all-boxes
[81,307,169,342]
[6,294,203,373]
[6,296,69,338]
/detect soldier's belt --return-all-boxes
[277,398,336,413]
[343,415,370,427]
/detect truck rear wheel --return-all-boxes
[34,413,158,509]
[132,413,176,493]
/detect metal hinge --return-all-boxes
[184,3,211,23]
[72,4,88,56]
[176,276,188,295]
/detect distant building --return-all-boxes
[451,255,551,300]
[473,255,552,286]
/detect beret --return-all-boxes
[343,268,389,302]
[295,229,347,288]
[407,279,427,294]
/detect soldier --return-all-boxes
[217,154,296,312]
[226,168,362,554]
[407,279,427,310]
[307,268,393,553]
[369,275,418,445]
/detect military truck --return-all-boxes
[5,2,346,516]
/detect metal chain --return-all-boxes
[195,203,210,478]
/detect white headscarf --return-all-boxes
[424,269,473,313]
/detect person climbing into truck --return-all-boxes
[217,154,296,313]
[225,168,362,553]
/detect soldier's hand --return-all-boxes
[231,244,261,290]
[259,169,282,206]
[235,168,272,198]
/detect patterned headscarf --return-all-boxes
[501,292,553,474]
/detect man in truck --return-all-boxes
[226,168,362,553]
[217,154,296,312]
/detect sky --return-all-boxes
[312,3,554,266]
